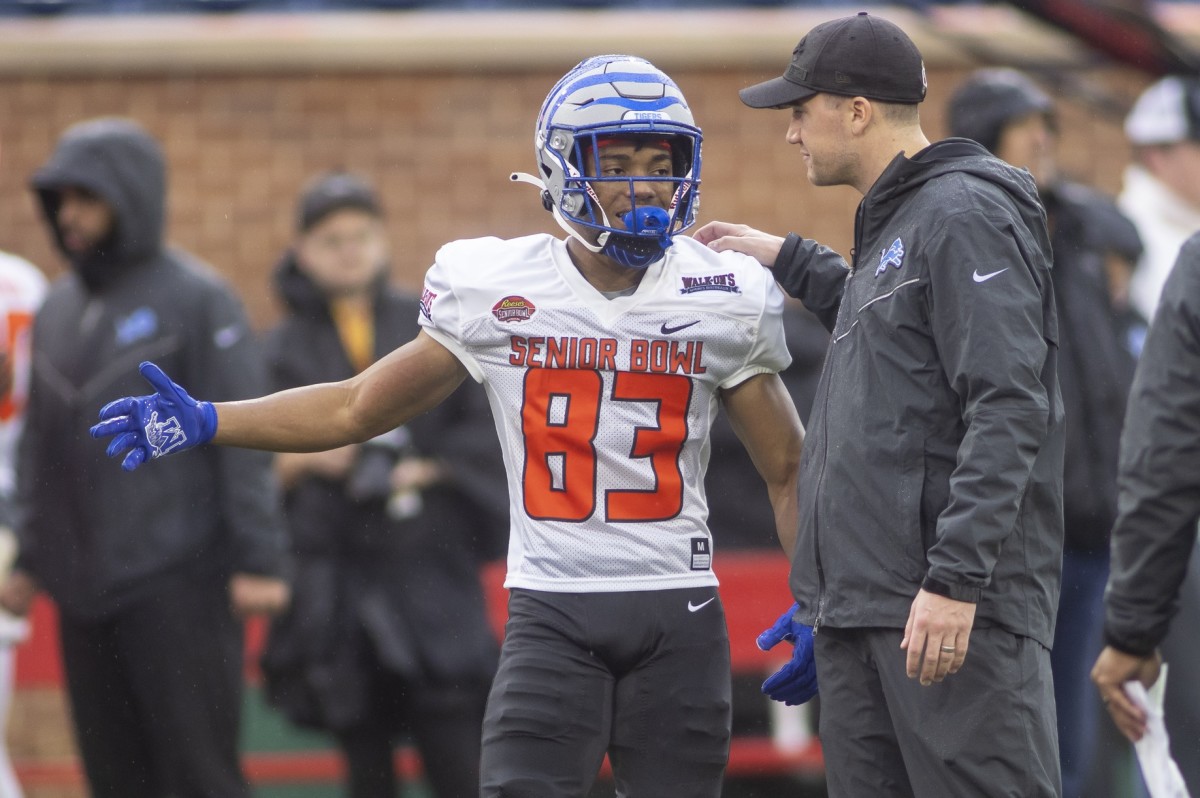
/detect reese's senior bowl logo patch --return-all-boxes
[492,295,537,323]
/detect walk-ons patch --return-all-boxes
[680,272,740,294]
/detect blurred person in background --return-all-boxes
[258,171,505,798]
[1115,75,1200,795]
[0,139,46,798]
[0,255,42,798]
[0,117,290,798]
[1091,229,1200,757]
[946,67,1142,798]
[1119,76,1200,325]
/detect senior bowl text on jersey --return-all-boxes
[507,334,707,375]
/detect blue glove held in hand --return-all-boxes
[89,361,217,472]
[757,602,818,706]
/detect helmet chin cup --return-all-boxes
[622,206,670,238]
[604,207,673,269]
[601,234,668,269]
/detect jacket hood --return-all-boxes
[31,117,166,290]
[866,138,1045,235]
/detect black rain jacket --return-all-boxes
[775,138,1064,647]
[1103,231,1200,656]
[1043,181,1141,553]
[16,118,286,619]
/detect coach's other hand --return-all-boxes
[757,602,818,705]
[90,361,217,471]
[1091,645,1161,742]
[902,588,975,686]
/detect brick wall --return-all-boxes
[0,63,1148,329]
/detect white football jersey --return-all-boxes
[0,253,46,501]
[420,234,789,592]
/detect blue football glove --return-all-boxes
[756,602,818,706]
[89,361,217,472]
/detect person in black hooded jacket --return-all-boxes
[0,117,290,798]
[696,14,1064,797]
[1092,230,1200,747]
[946,68,1143,798]
[258,173,505,798]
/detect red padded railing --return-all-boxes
[13,550,823,786]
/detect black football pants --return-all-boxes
[480,587,732,798]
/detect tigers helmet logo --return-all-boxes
[492,296,537,323]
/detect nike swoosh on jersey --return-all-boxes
[972,268,1008,283]
[688,597,716,612]
[661,320,701,335]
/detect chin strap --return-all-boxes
[510,172,608,254]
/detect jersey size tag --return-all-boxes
[690,538,712,571]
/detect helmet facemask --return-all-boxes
[512,55,703,269]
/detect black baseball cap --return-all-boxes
[740,12,927,109]
[297,171,383,232]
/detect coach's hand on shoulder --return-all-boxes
[692,221,785,268]
[89,361,217,472]
[756,602,818,705]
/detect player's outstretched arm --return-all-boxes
[92,331,468,470]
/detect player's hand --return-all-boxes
[901,588,975,685]
[691,221,785,267]
[89,361,217,471]
[1091,645,1162,742]
[757,602,818,705]
[230,573,290,618]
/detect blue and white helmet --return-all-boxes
[511,55,702,269]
